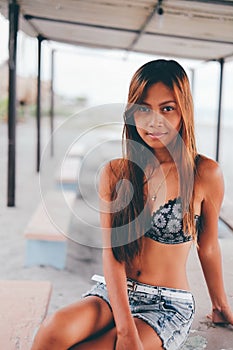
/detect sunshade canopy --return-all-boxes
[0,0,233,61]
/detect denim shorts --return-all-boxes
[82,277,195,350]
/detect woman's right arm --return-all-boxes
[99,162,143,350]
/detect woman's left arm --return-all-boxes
[197,158,233,324]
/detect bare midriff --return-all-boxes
[125,237,193,291]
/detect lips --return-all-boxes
[147,131,167,139]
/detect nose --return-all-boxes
[148,111,163,127]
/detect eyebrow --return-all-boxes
[159,100,177,106]
[140,100,177,106]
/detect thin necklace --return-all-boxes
[151,165,172,201]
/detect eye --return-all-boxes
[162,106,174,112]
[137,105,151,113]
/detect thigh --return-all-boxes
[36,296,114,349]
[70,317,163,350]
[135,318,163,350]
[63,295,113,330]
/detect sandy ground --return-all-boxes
[0,114,233,349]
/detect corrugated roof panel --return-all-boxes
[135,33,233,60]
[17,0,153,30]
[146,3,233,43]
[146,13,233,44]
[0,0,232,61]
[32,19,135,49]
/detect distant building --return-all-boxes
[0,59,51,107]
[0,60,87,120]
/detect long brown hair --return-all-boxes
[111,59,198,264]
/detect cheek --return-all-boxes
[134,114,145,126]
[175,117,182,133]
[173,109,182,131]
[135,126,145,141]
[165,116,182,133]
[134,116,147,134]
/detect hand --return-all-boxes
[208,305,233,325]
[115,331,143,350]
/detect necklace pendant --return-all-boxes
[151,195,156,201]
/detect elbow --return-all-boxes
[197,241,220,261]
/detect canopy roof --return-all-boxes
[0,0,233,61]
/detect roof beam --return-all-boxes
[39,36,225,61]
[180,0,233,6]
[126,1,159,51]
[23,14,233,46]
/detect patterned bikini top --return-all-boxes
[144,197,200,244]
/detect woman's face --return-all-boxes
[133,82,182,150]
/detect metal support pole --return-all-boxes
[216,58,224,162]
[7,0,19,207]
[36,35,43,172]
[50,49,55,156]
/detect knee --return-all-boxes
[33,310,69,348]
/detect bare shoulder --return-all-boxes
[100,158,126,179]
[196,154,224,199]
[99,158,126,196]
[196,154,223,179]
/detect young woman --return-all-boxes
[31,59,233,350]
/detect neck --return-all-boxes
[153,148,173,165]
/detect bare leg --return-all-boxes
[31,296,114,350]
[71,318,164,350]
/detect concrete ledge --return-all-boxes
[24,191,75,269]
[55,158,81,188]
[25,240,67,270]
[185,238,233,349]
[0,280,52,350]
